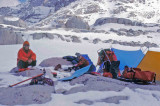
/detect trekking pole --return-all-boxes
[9,69,46,87]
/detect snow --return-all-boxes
[4,17,19,21]
[30,87,160,106]
[0,0,20,8]
[0,38,160,106]
[22,27,160,47]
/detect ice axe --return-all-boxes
[9,68,46,87]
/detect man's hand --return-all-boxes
[28,59,32,64]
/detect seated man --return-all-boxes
[17,41,36,72]
[74,53,89,70]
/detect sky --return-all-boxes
[0,0,27,8]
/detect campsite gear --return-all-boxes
[18,60,36,69]
[91,72,101,76]
[64,66,75,72]
[103,72,113,78]
[9,69,46,87]
[60,65,92,81]
[52,72,57,77]
[18,68,31,72]
[54,64,62,70]
[134,71,156,82]
[137,51,160,81]
[111,48,144,71]
[17,48,36,65]
[30,77,54,86]
[123,68,156,83]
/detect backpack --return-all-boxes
[123,68,156,83]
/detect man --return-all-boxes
[73,53,89,70]
[17,41,36,72]
[96,49,120,78]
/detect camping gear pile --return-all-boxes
[9,69,54,87]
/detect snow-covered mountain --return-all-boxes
[0,0,77,25]
[35,0,160,28]
[0,0,160,27]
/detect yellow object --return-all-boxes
[138,51,160,81]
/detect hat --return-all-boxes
[23,41,30,46]
[75,52,81,57]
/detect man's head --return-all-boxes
[23,41,30,51]
[75,53,81,57]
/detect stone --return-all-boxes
[39,57,72,67]
[65,16,90,30]
[93,38,101,44]
[71,36,81,43]
[0,27,24,45]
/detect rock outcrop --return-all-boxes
[65,16,90,30]
[0,27,24,45]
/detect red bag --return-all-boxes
[123,72,134,79]
[134,71,155,82]
[133,68,141,72]
[123,69,156,82]
[103,72,113,78]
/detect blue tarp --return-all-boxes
[81,54,96,72]
[60,65,92,81]
[81,54,93,65]
[111,48,145,71]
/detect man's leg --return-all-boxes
[18,60,28,69]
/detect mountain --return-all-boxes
[35,0,160,28]
[0,0,160,27]
[0,0,77,25]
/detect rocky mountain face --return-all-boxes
[0,26,24,45]
[0,0,160,26]
[0,0,77,25]
[0,16,26,27]
[34,0,160,28]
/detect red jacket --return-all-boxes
[97,51,117,65]
[17,48,36,63]
[76,57,89,67]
